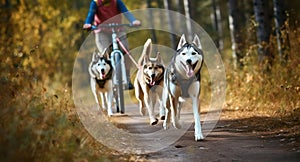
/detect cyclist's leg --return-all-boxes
[118,32,133,89]
[95,32,111,56]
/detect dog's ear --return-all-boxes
[103,50,110,60]
[92,50,101,62]
[177,34,187,50]
[143,54,150,63]
[156,52,162,63]
[143,38,152,56]
[139,39,152,66]
[192,35,202,50]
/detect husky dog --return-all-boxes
[89,50,114,116]
[162,34,204,141]
[134,39,165,125]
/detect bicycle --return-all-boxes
[89,23,138,114]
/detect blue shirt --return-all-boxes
[84,0,136,24]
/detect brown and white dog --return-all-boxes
[162,34,204,141]
[89,50,114,116]
[134,39,165,125]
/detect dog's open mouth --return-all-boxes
[150,76,156,86]
[181,61,198,78]
[101,71,106,79]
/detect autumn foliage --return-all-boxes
[0,0,299,161]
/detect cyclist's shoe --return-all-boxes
[125,81,134,90]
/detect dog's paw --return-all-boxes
[173,120,182,129]
[140,107,146,116]
[163,124,169,130]
[174,124,181,129]
[195,134,204,141]
[107,109,113,117]
[163,121,170,130]
[150,118,158,125]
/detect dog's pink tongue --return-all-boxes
[186,65,194,77]
[101,73,106,79]
[150,79,156,86]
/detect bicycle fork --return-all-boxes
[110,29,127,85]
[110,29,127,113]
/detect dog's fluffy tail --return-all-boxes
[138,38,152,66]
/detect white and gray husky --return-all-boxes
[162,34,204,141]
[89,50,114,116]
[134,39,166,125]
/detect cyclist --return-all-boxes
[83,0,141,89]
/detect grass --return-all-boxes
[222,19,300,149]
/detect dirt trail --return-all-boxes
[109,104,300,162]
[144,124,300,162]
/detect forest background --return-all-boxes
[0,0,300,161]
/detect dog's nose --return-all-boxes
[151,74,155,78]
[101,69,105,73]
[186,59,192,65]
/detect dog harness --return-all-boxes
[95,68,113,88]
[168,65,201,98]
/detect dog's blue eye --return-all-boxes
[192,52,197,55]
[148,67,153,70]
[98,63,100,66]
[154,67,158,70]
[182,53,186,55]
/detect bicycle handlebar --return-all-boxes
[84,23,140,31]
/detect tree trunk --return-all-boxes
[211,0,224,52]
[273,0,289,62]
[163,0,176,49]
[228,0,244,68]
[174,0,184,14]
[146,0,158,44]
[183,0,192,41]
[174,0,185,34]
[242,0,256,45]
[156,0,165,31]
[253,0,272,63]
